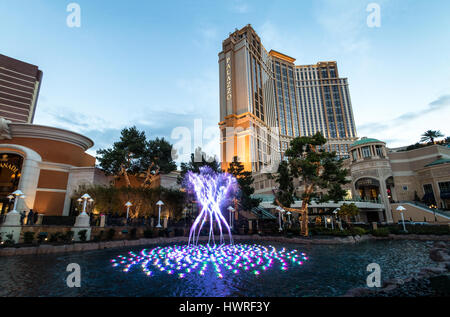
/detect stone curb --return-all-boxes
[1,234,449,257]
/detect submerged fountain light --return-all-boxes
[111,167,309,279]
[111,244,308,278]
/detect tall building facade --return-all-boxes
[219,25,358,176]
[0,54,43,123]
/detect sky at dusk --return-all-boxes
[1,0,449,161]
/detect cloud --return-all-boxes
[313,0,372,55]
[231,0,249,14]
[357,94,450,136]
[36,68,221,165]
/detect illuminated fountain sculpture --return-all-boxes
[186,167,236,246]
[111,167,308,279]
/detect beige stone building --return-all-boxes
[349,137,450,223]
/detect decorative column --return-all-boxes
[72,194,92,241]
[379,178,393,223]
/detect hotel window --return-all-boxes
[361,146,371,158]
[375,145,384,157]
[424,184,434,194]
[439,181,450,193]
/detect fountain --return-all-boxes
[111,167,308,279]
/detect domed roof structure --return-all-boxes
[351,137,384,147]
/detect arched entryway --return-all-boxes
[0,153,24,214]
[0,144,42,214]
[355,177,380,201]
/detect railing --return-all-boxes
[396,201,450,218]
[255,194,383,204]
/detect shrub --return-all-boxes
[350,227,367,236]
[158,229,166,237]
[143,229,154,238]
[4,234,15,246]
[106,229,116,240]
[174,228,184,237]
[23,232,35,244]
[78,230,88,242]
[49,232,63,243]
[406,225,450,235]
[129,228,137,240]
[62,231,74,243]
[37,232,48,244]
[93,230,104,242]
[372,228,390,237]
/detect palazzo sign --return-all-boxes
[226,56,232,101]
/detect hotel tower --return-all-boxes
[0,54,43,123]
[219,25,358,189]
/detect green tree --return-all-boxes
[420,130,444,144]
[273,160,295,208]
[97,126,176,187]
[227,156,261,211]
[273,132,349,236]
[178,147,221,184]
[337,203,359,225]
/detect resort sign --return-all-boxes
[226,56,232,101]
[0,162,19,174]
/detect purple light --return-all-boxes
[111,244,308,279]
[111,168,309,280]
[186,167,236,246]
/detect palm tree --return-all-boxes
[420,130,444,144]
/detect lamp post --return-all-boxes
[79,193,91,216]
[333,208,342,231]
[9,190,25,213]
[286,211,292,225]
[227,206,235,229]
[330,214,334,230]
[276,206,284,231]
[156,200,164,228]
[396,205,408,232]
[125,202,132,221]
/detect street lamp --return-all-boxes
[227,206,235,229]
[9,190,25,213]
[156,200,164,228]
[286,211,292,225]
[79,193,91,216]
[276,206,284,231]
[396,205,408,232]
[125,201,132,221]
[333,208,342,230]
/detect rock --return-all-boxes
[430,249,449,262]
[382,284,398,292]
[443,262,450,271]
[342,287,374,297]
[434,241,448,249]
[421,266,447,275]
[383,278,405,287]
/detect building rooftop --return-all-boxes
[424,158,450,167]
[351,137,384,147]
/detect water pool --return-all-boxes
[0,239,435,297]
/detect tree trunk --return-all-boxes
[300,200,309,236]
[120,165,131,187]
